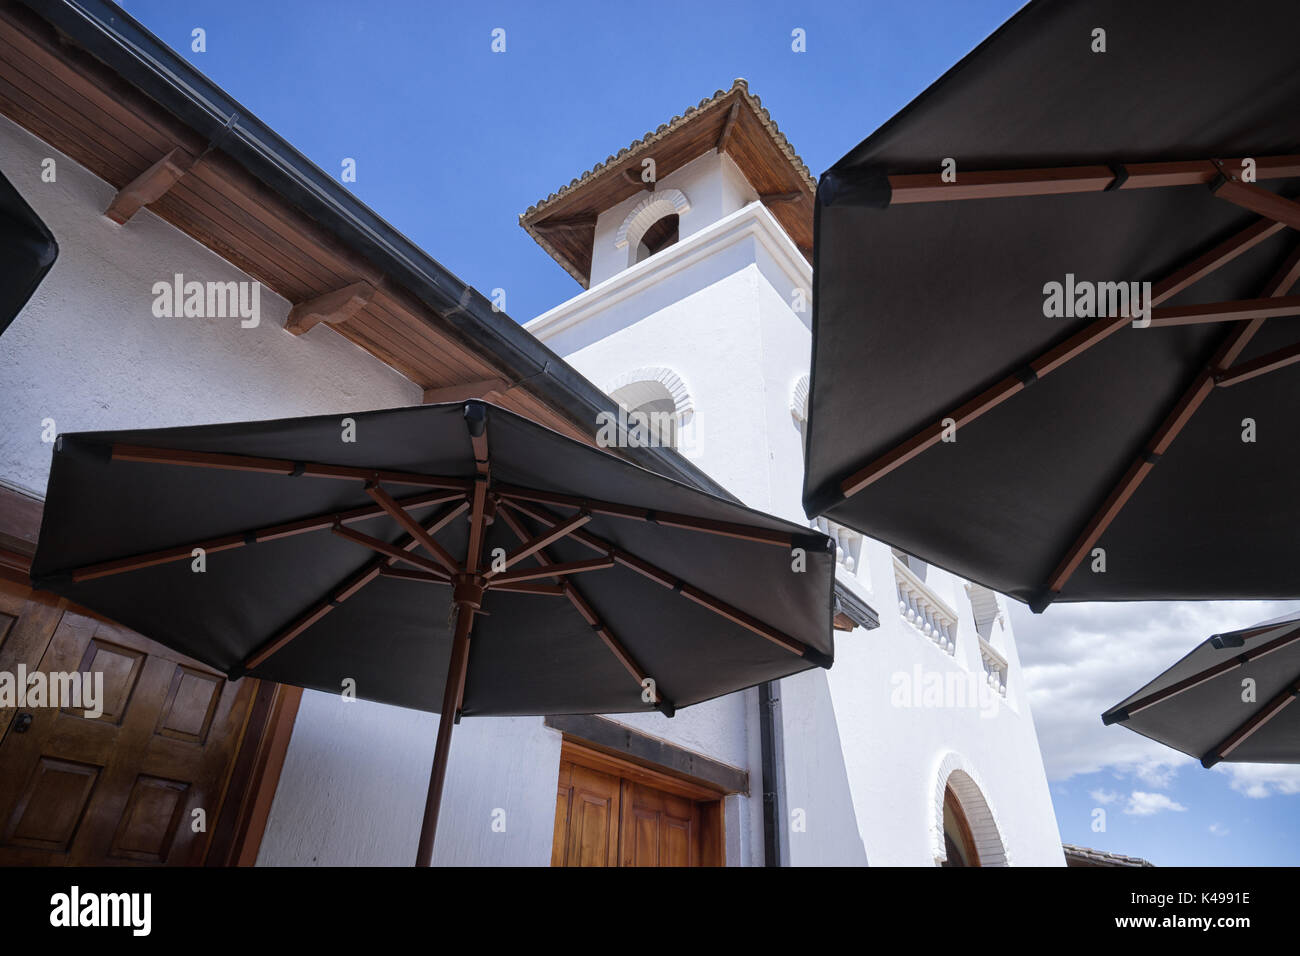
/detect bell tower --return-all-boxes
[521,79,816,520]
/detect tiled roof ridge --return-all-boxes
[519,78,815,224]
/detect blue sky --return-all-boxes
[121,0,1022,322]
[121,0,1300,866]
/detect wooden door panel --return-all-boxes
[0,586,257,866]
[552,744,721,867]
[562,762,620,867]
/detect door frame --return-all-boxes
[0,482,299,866]
[553,732,732,866]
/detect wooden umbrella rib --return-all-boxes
[498,498,817,661]
[1114,624,1300,720]
[109,443,472,491]
[495,506,666,704]
[485,510,591,577]
[837,219,1290,500]
[1148,295,1300,328]
[241,499,468,670]
[68,490,459,582]
[379,566,451,584]
[364,482,461,573]
[884,154,1300,205]
[487,556,614,585]
[1214,340,1300,387]
[1202,675,1300,767]
[492,483,794,547]
[1040,244,1300,601]
[331,524,452,576]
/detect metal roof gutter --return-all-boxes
[26,0,737,499]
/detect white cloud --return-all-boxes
[1125,791,1187,816]
[1214,763,1300,798]
[1009,599,1300,787]
[1208,822,1229,837]
[1089,788,1120,805]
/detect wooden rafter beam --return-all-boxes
[760,191,804,205]
[242,499,467,670]
[364,482,460,573]
[105,147,195,224]
[1202,674,1300,768]
[717,100,741,152]
[495,506,669,709]
[837,218,1292,499]
[493,483,796,548]
[67,489,457,582]
[110,443,472,491]
[499,498,820,663]
[1038,244,1300,603]
[421,378,510,405]
[884,155,1300,205]
[533,215,598,235]
[284,281,375,335]
[1148,295,1300,328]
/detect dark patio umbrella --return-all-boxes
[804,0,1300,611]
[1103,612,1300,766]
[30,401,834,865]
[0,168,58,336]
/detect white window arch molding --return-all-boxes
[931,752,1009,866]
[604,365,698,457]
[614,189,691,265]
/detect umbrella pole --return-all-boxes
[415,599,474,867]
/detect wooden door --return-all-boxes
[621,781,700,867]
[0,580,257,865]
[552,742,723,867]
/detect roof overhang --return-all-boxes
[519,79,815,288]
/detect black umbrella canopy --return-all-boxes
[805,0,1300,610]
[0,168,58,336]
[1103,612,1300,766]
[31,401,835,717]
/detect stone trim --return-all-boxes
[604,365,695,425]
[614,189,691,250]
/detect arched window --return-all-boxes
[635,213,678,263]
[941,785,979,867]
[615,189,691,269]
[610,379,678,448]
[603,366,697,456]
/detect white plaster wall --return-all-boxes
[0,114,420,496]
[531,182,1065,866]
[827,547,1065,865]
[257,694,560,866]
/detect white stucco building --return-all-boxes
[0,1,1062,869]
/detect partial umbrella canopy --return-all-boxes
[31,401,835,864]
[804,0,1300,610]
[0,168,58,336]
[1103,612,1300,766]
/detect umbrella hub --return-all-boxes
[451,574,486,610]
